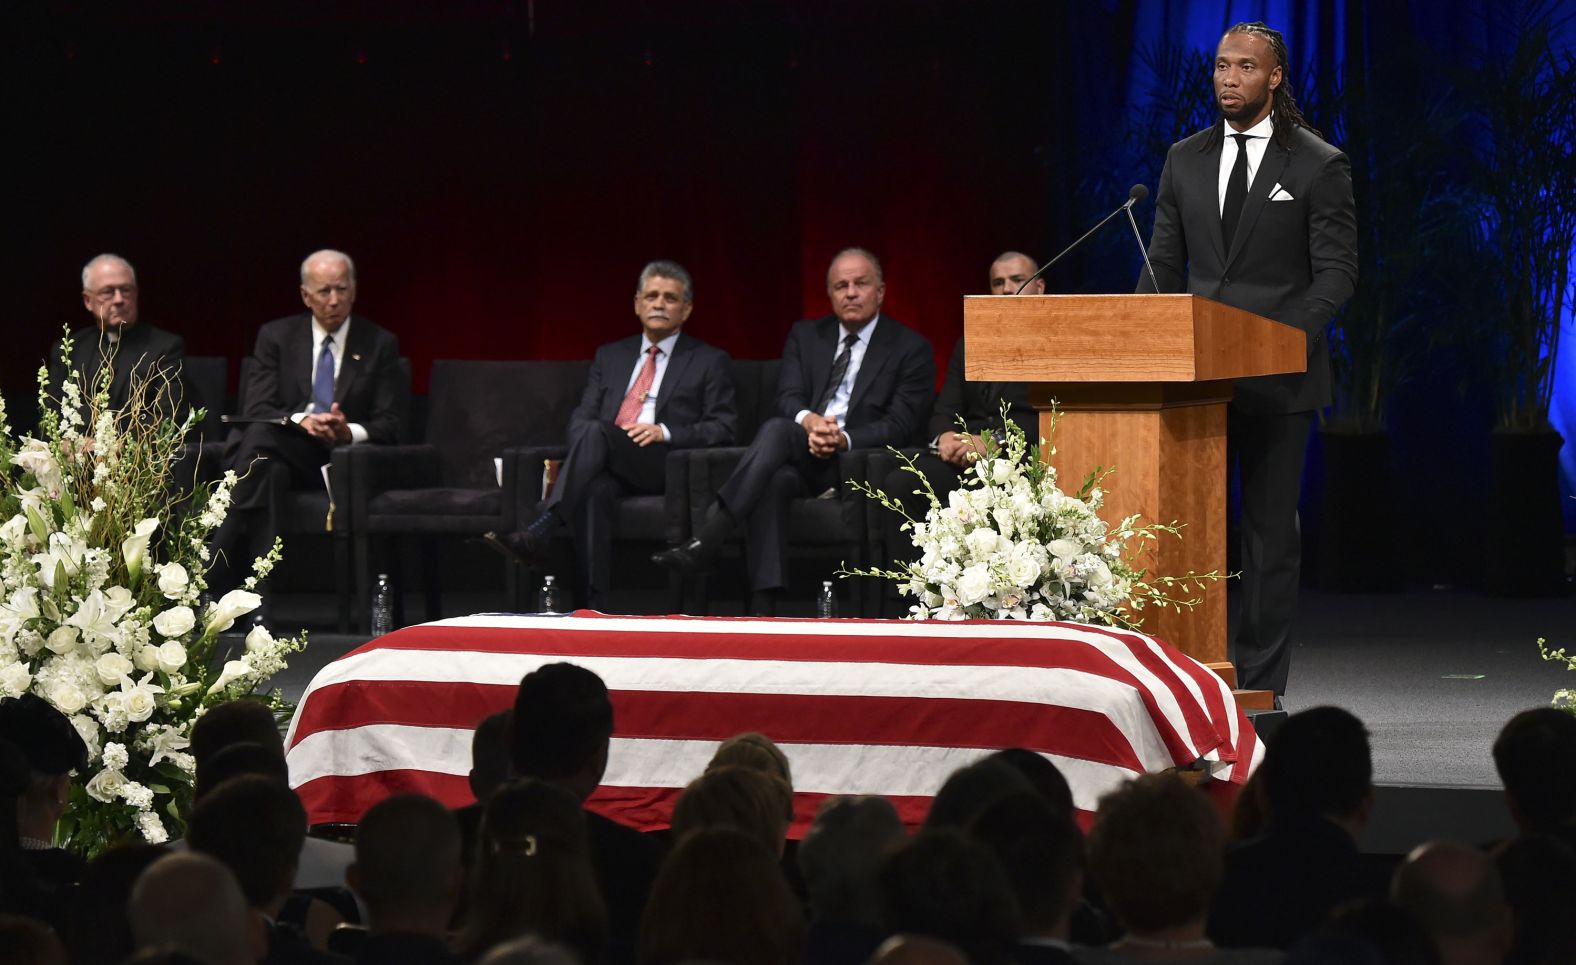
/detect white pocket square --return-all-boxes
[1269,183,1295,201]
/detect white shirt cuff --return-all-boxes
[347,423,368,445]
[658,424,671,442]
[795,409,812,425]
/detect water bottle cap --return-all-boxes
[544,575,556,584]
[822,580,833,589]
[377,573,389,580]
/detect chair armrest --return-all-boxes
[346,444,442,527]
[861,447,925,549]
[683,447,748,539]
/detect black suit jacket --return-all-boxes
[1140,121,1358,413]
[47,322,185,415]
[570,332,736,448]
[777,315,935,450]
[929,336,1034,440]
[241,314,407,444]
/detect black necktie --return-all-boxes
[818,332,860,413]
[1222,132,1251,251]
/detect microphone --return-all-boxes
[1015,184,1153,295]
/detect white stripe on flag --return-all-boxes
[286,724,1140,812]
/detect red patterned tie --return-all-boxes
[616,345,660,428]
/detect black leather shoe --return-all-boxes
[651,537,714,573]
[478,522,554,567]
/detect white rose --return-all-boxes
[133,644,161,673]
[243,624,274,653]
[120,518,160,582]
[101,586,136,621]
[1048,538,1083,561]
[48,680,87,715]
[206,659,253,695]
[152,606,196,640]
[95,652,135,686]
[46,625,81,655]
[1006,548,1042,588]
[963,528,1001,561]
[11,442,63,492]
[956,564,992,606]
[122,676,163,723]
[154,562,189,601]
[1087,561,1114,588]
[155,641,187,674]
[204,590,261,635]
[85,768,127,804]
[0,661,32,697]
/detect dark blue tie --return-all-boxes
[312,334,336,412]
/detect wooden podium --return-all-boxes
[963,294,1306,667]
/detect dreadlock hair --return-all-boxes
[1212,21,1322,153]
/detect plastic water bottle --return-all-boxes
[539,575,566,614]
[817,580,838,618]
[370,573,395,636]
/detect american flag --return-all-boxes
[284,612,1261,834]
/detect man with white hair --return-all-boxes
[209,249,407,594]
[49,253,185,416]
[129,851,265,965]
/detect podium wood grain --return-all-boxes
[964,294,1305,663]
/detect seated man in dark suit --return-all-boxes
[209,249,407,594]
[653,247,935,613]
[49,253,185,420]
[484,260,736,610]
[509,663,664,965]
[878,251,1039,615]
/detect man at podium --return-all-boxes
[1137,22,1357,696]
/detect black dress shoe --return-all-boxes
[478,527,552,567]
[651,537,713,573]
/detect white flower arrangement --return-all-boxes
[845,404,1223,626]
[0,331,306,856]
[1537,638,1576,714]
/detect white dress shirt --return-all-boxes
[1217,114,1275,217]
[796,314,879,450]
[290,316,368,444]
[624,330,680,442]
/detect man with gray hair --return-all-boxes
[1391,840,1514,965]
[129,851,265,965]
[485,259,735,610]
[49,253,185,417]
[210,249,407,595]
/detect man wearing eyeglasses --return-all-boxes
[48,253,185,417]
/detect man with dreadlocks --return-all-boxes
[1137,22,1357,699]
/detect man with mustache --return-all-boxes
[654,247,935,614]
[486,260,736,611]
[49,253,185,418]
[209,249,407,596]
[1137,22,1357,698]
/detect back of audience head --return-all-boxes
[868,934,971,965]
[512,663,613,800]
[349,793,463,936]
[670,763,793,856]
[798,794,906,926]
[1492,707,1576,834]
[984,748,1075,824]
[65,843,170,964]
[128,851,262,965]
[1495,832,1576,965]
[923,757,1033,831]
[0,694,88,845]
[476,935,583,965]
[1307,898,1441,965]
[185,773,306,914]
[1085,772,1223,938]
[1391,839,1512,965]
[639,826,804,965]
[708,731,794,788]
[1260,705,1373,829]
[471,708,515,803]
[878,828,1019,965]
[0,913,68,965]
[461,777,607,964]
[967,791,1083,942]
[192,741,289,800]
[188,700,284,769]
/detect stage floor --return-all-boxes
[266,584,1576,849]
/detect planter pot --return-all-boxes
[1483,429,1569,597]
[1317,429,1406,592]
